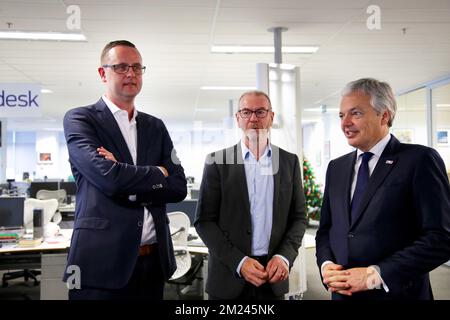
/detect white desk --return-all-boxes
[58,204,75,213]
[0,229,72,254]
[0,229,72,300]
[187,227,208,254]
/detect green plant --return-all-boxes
[303,157,323,221]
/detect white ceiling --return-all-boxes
[1,0,450,131]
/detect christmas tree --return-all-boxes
[303,157,323,221]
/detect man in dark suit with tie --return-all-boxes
[195,91,307,299]
[63,40,187,299]
[316,78,450,300]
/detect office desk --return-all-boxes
[0,229,72,299]
[58,204,75,214]
[187,227,208,254]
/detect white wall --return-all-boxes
[4,102,438,186]
[170,124,237,184]
[5,130,71,182]
[6,131,36,181]
[302,104,432,187]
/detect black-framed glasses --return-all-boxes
[238,108,271,119]
[102,63,146,75]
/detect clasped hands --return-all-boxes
[240,256,289,287]
[322,263,382,296]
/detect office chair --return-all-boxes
[166,211,204,299]
[36,189,67,205]
[1,198,59,287]
[23,198,60,230]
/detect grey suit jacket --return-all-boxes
[195,143,307,299]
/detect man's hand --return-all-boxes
[240,258,268,287]
[266,256,289,284]
[328,267,381,296]
[97,146,117,162]
[157,166,169,177]
[322,263,351,294]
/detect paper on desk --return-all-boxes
[45,233,67,244]
[0,243,17,250]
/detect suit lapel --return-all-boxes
[95,99,134,164]
[269,145,281,252]
[234,143,251,218]
[135,113,148,166]
[350,136,400,228]
[343,152,357,226]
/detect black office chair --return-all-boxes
[1,246,42,287]
[2,269,40,287]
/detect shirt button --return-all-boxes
[137,221,143,227]
[348,233,355,238]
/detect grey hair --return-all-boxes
[238,90,272,109]
[342,78,397,127]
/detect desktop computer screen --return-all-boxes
[166,200,198,226]
[0,197,25,228]
[59,181,77,197]
[29,182,59,198]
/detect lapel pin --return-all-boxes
[385,160,394,164]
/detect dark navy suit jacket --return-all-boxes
[316,135,450,299]
[62,98,187,289]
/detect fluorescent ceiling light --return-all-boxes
[437,104,450,108]
[211,45,319,54]
[41,89,53,94]
[0,31,86,41]
[200,86,256,90]
[304,108,339,112]
[269,63,296,70]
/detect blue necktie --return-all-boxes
[351,152,373,224]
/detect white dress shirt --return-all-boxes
[102,95,156,245]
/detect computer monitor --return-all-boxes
[0,197,25,228]
[59,181,77,197]
[29,181,59,198]
[166,199,198,226]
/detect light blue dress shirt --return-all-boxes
[236,140,289,275]
[241,141,274,256]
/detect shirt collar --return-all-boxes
[240,139,272,161]
[356,133,391,159]
[102,95,137,123]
